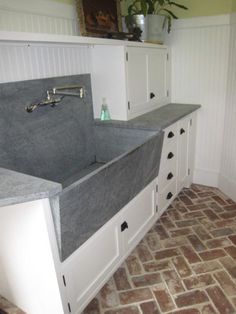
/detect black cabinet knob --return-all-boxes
[150,92,155,99]
[180,128,185,135]
[167,152,174,159]
[167,172,174,180]
[167,131,174,138]
[166,192,173,200]
[121,221,129,232]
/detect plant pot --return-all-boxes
[147,15,165,44]
[125,14,148,41]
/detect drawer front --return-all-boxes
[158,158,177,192]
[160,140,177,170]
[158,179,177,214]
[163,123,178,146]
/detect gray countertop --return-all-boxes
[0,103,200,208]
[0,168,62,207]
[95,103,201,130]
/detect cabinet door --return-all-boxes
[122,180,157,254]
[148,48,168,105]
[62,213,122,314]
[177,117,190,192]
[126,47,149,117]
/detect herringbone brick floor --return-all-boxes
[83,184,236,314]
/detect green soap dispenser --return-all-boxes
[100,98,111,121]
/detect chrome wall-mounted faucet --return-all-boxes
[25,85,85,113]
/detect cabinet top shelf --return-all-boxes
[0,31,167,48]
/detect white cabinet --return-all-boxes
[61,179,157,314]
[158,113,197,214]
[91,45,170,121]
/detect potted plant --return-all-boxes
[125,0,188,42]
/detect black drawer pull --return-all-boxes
[180,128,185,135]
[150,92,155,99]
[166,192,173,200]
[121,221,128,232]
[167,131,174,138]
[167,152,174,159]
[167,172,174,180]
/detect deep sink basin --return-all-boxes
[0,74,164,261]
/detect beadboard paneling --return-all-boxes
[0,0,79,35]
[168,16,230,186]
[219,16,236,201]
[0,43,91,83]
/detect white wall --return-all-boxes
[0,0,78,35]
[219,13,236,201]
[167,15,230,187]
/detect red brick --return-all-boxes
[162,237,188,249]
[212,195,227,206]
[119,288,152,305]
[126,255,142,276]
[83,298,100,314]
[176,220,199,228]
[206,285,235,314]
[167,209,182,221]
[214,270,236,296]
[175,290,208,308]
[160,217,175,229]
[113,267,131,291]
[228,235,236,245]
[192,225,212,241]
[170,228,192,237]
[204,209,220,221]
[183,211,205,219]
[225,246,236,260]
[105,306,140,314]
[100,279,119,309]
[144,260,172,272]
[183,274,215,290]
[198,218,216,231]
[224,204,236,211]
[180,245,201,264]
[199,249,226,261]
[136,244,153,263]
[183,190,198,199]
[140,301,160,314]
[187,234,206,252]
[172,256,192,278]
[192,261,222,274]
[200,304,217,314]
[206,237,231,249]
[211,228,234,237]
[155,248,179,260]
[132,273,162,288]
[145,233,162,251]
[220,256,236,279]
[220,211,236,219]
[162,270,185,294]
[187,204,208,211]
[179,195,193,205]
[154,224,169,239]
[153,284,175,312]
[215,219,236,228]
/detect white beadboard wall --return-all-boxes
[167,15,230,187]
[0,42,91,83]
[219,13,236,201]
[0,0,79,35]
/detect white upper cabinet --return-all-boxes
[91,44,170,121]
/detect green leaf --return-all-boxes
[169,2,188,10]
[161,8,178,19]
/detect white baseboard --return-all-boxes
[218,174,236,202]
[193,168,219,187]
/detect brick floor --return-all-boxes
[83,184,236,314]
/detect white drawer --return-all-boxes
[160,140,177,170]
[163,123,178,146]
[158,158,177,192]
[158,179,177,215]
